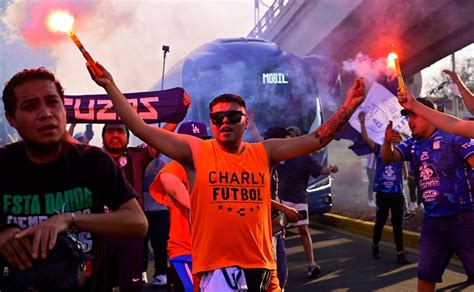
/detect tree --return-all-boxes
[423,56,474,115]
[425,57,473,97]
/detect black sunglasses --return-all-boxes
[210,110,246,125]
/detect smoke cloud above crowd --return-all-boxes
[1,0,255,94]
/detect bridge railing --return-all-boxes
[248,0,293,38]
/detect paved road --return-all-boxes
[284,223,471,292]
[142,223,472,291]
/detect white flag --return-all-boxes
[349,82,411,145]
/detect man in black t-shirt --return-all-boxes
[279,126,339,278]
[0,68,147,290]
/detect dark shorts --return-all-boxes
[106,238,144,289]
[418,211,474,283]
[242,268,271,291]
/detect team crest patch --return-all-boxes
[118,156,128,168]
[433,140,440,150]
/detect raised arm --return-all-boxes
[87,63,199,166]
[397,88,474,139]
[162,91,192,133]
[357,111,376,150]
[263,78,366,165]
[159,172,191,210]
[381,121,403,163]
[444,70,474,114]
[147,92,192,158]
[67,123,76,136]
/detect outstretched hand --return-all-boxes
[384,121,402,144]
[357,111,366,123]
[328,165,339,173]
[443,69,459,81]
[396,88,416,111]
[86,62,114,88]
[344,78,366,109]
[281,206,303,223]
[183,91,192,108]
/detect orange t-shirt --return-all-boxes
[150,161,192,259]
[191,139,276,274]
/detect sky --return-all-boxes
[1,0,262,94]
[0,0,265,145]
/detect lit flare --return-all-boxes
[45,10,102,77]
[387,52,405,92]
[46,11,74,33]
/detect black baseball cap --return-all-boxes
[263,127,288,140]
[286,126,301,137]
[400,98,436,116]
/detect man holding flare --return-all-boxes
[383,88,474,291]
[397,83,474,139]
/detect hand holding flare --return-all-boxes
[46,11,103,77]
[387,53,406,93]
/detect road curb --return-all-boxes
[312,213,421,249]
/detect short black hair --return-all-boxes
[2,67,64,116]
[401,98,436,116]
[263,127,288,140]
[209,93,246,112]
[101,123,130,140]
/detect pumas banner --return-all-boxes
[349,82,411,145]
[65,87,188,124]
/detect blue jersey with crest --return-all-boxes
[396,129,474,217]
[373,144,403,194]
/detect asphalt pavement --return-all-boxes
[283,223,472,292]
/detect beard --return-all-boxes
[23,136,64,159]
[104,144,126,155]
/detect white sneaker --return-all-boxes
[418,203,424,210]
[141,271,148,284]
[368,200,376,208]
[151,274,167,286]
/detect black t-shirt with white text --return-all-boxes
[0,141,136,252]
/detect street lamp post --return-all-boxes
[451,53,460,117]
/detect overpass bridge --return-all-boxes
[249,0,474,86]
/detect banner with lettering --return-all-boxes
[65,87,188,124]
[348,82,410,145]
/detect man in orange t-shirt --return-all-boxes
[90,64,365,291]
